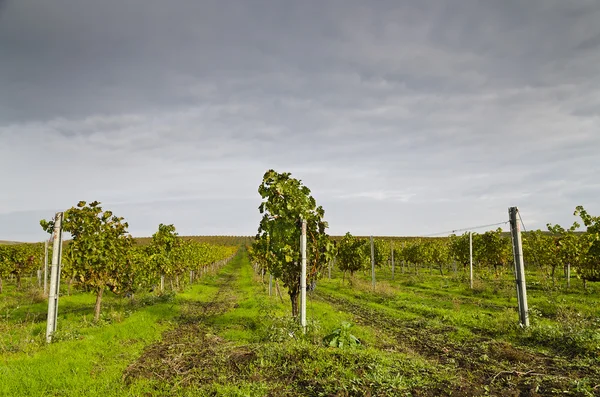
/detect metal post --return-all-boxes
[370,236,375,290]
[43,240,49,296]
[391,241,395,280]
[46,212,63,343]
[56,237,63,312]
[300,219,307,333]
[469,231,473,289]
[509,207,529,327]
[401,242,406,274]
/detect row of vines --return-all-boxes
[250,170,600,317]
[0,201,237,320]
[333,206,600,287]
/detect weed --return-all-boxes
[322,321,361,349]
[25,287,46,304]
[256,304,321,344]
[51,327,84,342]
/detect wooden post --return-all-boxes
[566,263,571,288]
[509,207,530,327]
[46,212,63,343]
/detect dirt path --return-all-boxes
[122,257,247,387]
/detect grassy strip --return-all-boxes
[123,249,461,396]
[319,270,600,358]
[6,249,596,396]
[0,261,229,396]
[315,274,600,395]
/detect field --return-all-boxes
[1,247,599,396]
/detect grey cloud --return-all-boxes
[3,0,599,122]
[1,1,599,241]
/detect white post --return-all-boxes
[56,237,63,300]
[509,207,530,327]
[43,240,49,296]
[401,242,406,274]
[469,231,473,289]
[46,212,63,343]
[370,236,375,290]
[300,219,307,333]
[391,241,395,280]
[566,263,571,288]
[160,274,165,292]
[269,274,273,296]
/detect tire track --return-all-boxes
[315,290,593,396]
[122,257,243,385]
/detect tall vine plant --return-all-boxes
[252,170,334,317]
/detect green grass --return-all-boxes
[323,264,600,354]
[313,265,600,395]
[122,252,456,396]
[1,305,173,396]
[1,251,599,396]
[0,265,228,396]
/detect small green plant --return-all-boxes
[323,321,361,349]
[126,290,176,310]
[256,303,321,343]
[50,328,83,343]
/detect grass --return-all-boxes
[1,250,599,396]
[316,265,600,395]
[330,264,600,353]
[2,305,173,396]
[123,249,456,396]
[0,266,227,396]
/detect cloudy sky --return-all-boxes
[1,0,599,242]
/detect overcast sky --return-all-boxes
[1,0,599,242]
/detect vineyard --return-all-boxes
[1,174,599,396]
